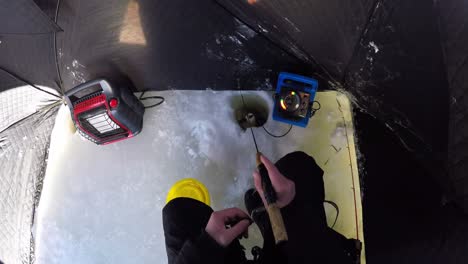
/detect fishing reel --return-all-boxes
[273,72,319,128]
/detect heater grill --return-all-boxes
[86,112,120,133]
[77,105,127,140]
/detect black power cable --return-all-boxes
[262,124,293,138]
[310,100,321,115]
[324,200,339,229]
[262,100,321,138]
[138,91,165,109]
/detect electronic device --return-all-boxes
[272,72,318,127]
[64,79,145,145]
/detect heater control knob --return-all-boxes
[109,98,118,108]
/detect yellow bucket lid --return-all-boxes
[166,178,211,206]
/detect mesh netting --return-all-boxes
[0,86,60,264]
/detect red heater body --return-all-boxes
[65,79,145,145]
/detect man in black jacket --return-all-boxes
[163,152,360,264]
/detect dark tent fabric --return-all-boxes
[218,0,449,174]
[0,0,60,35]
[0,1,61,92]
[1,0,468,263]
[440,0,468,212]
[54,0,306,92]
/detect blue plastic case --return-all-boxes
[272,72,318,127]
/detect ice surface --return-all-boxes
[35,90,363,264]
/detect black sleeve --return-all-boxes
[172,230,227,264]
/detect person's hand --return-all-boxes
[253,154,296,208]
[205,208,252,247]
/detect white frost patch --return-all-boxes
[368,41,379,53]
[330,125,347,150]
[69,71,86,84]
[205,46,224,61]
[385,123,394,131]
[205,35,256,71]
[234,18,257,40]
[327,111,338,122]
[228,35,243,46]
[451,96,457,105]
[69,59,87,84]
[258,24,269,33]
[284,17,301,33]
[213,34,243,46]
[186,147,197,158]
[240,57,255,67]
[158,130,167,138]
[72,59,85,69]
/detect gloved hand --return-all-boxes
[253,154,296,208]
[205,208,252,247]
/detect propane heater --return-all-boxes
[64,79,145,145]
